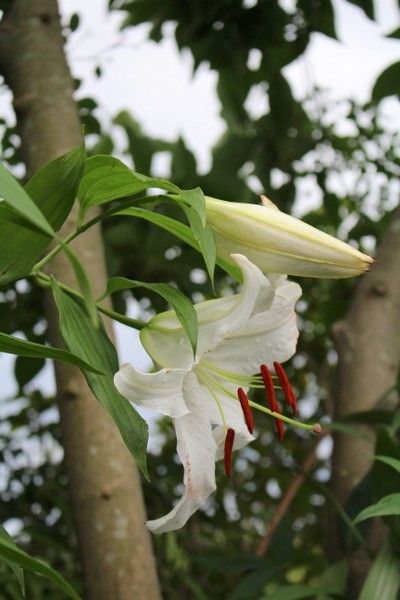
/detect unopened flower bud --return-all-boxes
[205,196,373,278]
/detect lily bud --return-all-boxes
[205,196,373,278]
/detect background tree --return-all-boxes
[0,1,160,599]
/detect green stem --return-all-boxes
[32,230,78,272]
[31,194,166,273]
[34,271,146,330]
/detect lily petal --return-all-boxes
[141,254,273,368]
[207,278,301,375]
[113,363,189,418]
[192,372,253,439]
[147,374,217,534]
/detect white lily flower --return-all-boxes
[205,196,373,278]
[114,254,302,534]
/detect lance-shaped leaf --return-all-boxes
[0,332,103,374]
[0,526,25,597]
[78,155,179,209]
[98,277,198,355]
[353,493,400,524]
[0,144,84,284]
[115,206,240,281]
[0,163,55,237]
[60,244,99,327]
[0,525,81,600]
[180,203,216,286]
[51,280,148,476]
[78,156,216,282]
[359,540,400,600]
[180,187,206,225]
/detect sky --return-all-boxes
[58,0,400,171]
[1,0,400,436]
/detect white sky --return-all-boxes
[58,0,400,170]
[1,0,400,425]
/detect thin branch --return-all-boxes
[255,433,327,557]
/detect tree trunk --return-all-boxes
[0,2,161,598]
[329,205,400,593]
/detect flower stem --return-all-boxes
[32,230,78,272]
[31,194,165,274]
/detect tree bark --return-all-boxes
[329,205,400,591]
[0,2,161,599]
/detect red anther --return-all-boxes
[260,364,285,443]
[275,419,285,442]
[260,364,278,412]
[224,428,235,477]
[237,388,254,434]
[273,361,297,415]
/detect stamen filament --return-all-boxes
[237,388,254,434]
[199,367,320,434]
[201,360,275,387]
[274,361,297,415]
[224,428,235,477]
[248,399,320,432]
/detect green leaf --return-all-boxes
[115,206,240,281]
[372,61,400,103]
[0,331,104,374]
[375,455,400,474]
[78,155,179,209]
[181,204,216,286]
[0,524,80,600]
[0,526,25,597]
[0,203,44,231]
[359,540,400,600]
[51,280,148,476]
[353,493,400,524]
[170,137,197,184]
[60,245,99,327]
[0,144,84,285]
[99,277,198,355]
[117,205,198,246]
[0,162,55,237]
[180,187,206,226]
